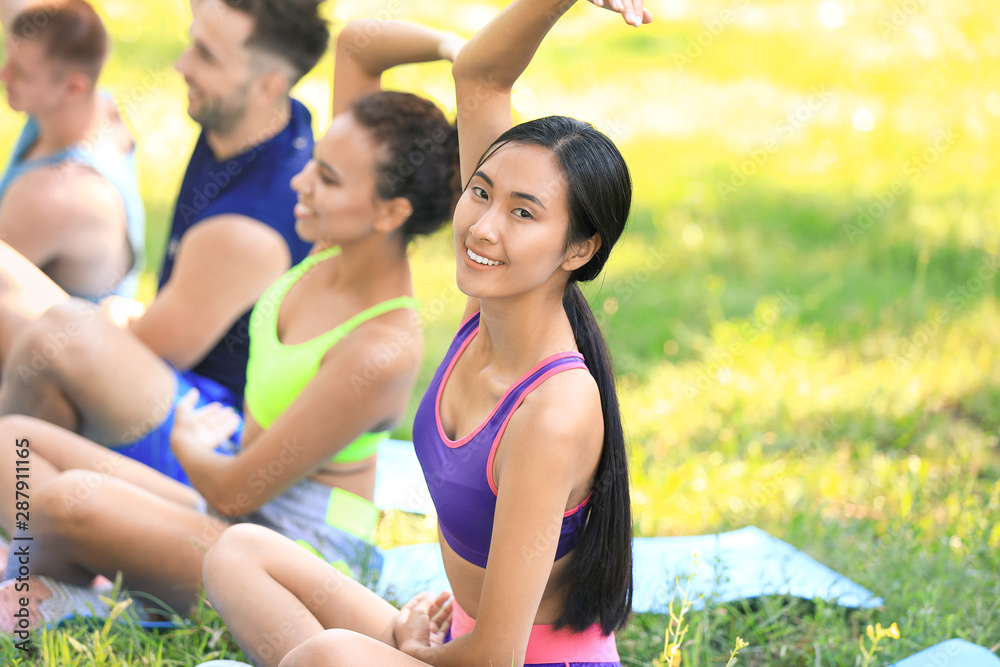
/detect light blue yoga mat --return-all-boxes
[890,639,1000,667]
[374,439,882,611]
[375,439,435,516]
[372,442,998,661]
[375,527,883,612]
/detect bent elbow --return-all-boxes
[201,483,257,519]
[450,54,500,88]
[336,20,366,50]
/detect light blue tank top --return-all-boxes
[0,101,145,300]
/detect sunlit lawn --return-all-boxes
[1,0,998,664]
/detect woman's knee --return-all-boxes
[278,629,364,667]
[203,523,268,584]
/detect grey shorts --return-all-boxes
[207,477,383,581]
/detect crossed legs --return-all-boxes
[0,299,178,446]
[203,524,437,667]
[0,415,225,613]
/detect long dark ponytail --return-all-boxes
[477,117,634,635]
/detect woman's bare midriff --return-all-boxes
[440,525,571,626]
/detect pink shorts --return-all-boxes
[445,598,621,667]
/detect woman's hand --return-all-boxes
[587,0,653,26]
[169,388,240,456]
[393,591,453,655]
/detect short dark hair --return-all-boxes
[351,91,460,245]
[12,0,108,83]
[222,0,329,85]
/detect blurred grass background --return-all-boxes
[1,0,999,664]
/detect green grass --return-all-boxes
[1,0,999,664]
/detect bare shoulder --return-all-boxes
[2,164,122,227]
[319,308,423,385]
[525,366,602,435]
[505,366,603,469]
[350,307,423,362]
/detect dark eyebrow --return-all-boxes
[472,170,493,188]
[511,191,547,210]
[472,171,546,210]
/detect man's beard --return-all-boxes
[189,82,251,136]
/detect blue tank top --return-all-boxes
[159,98,313,404]
[0,102,145,300]
[412,312,592,569]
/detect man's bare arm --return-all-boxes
[128,214,291,370]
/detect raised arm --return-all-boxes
[451,0,650,189]
[331,19,463,118]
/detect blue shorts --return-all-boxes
[110,367,243,486]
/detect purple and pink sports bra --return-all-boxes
[412,312,592,569]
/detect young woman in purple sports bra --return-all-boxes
[202,1,652,665]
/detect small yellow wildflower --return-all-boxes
[666,642,682,666]
[859,621,902,667]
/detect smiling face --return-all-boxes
[290,112,386,246]
[453,142,586,301]
[173,0,256,133]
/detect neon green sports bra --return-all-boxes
[244,246,418,463]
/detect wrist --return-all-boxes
[400,640,434,661]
